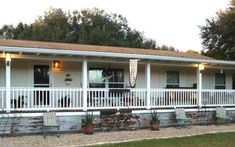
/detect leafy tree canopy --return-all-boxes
[156,45,177,51]
[0,8,159,49]
[200,0,235,60]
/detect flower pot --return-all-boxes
[150,121,160,131]
[83,124,94,134]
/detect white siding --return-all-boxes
[155,66,197,88]
[0,59,233,89]
[11,60,30,87]
[180,69,197,87]
[136,65,146,88]
[202,72,212,89]
[0,60,5,87]
[202,69,233,89]
[226,73,233,89]
[7,59,82,88]
[150,65,159,88]
[52,61,82,87]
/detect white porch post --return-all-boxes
[82,59,88,111]
[197,64,203,107]
[5,54,11,112]
[146,62,151,109]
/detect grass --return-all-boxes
[94,132,235,147]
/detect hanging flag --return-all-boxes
[129,59,138,88]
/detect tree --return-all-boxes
[156,45,177,51]
[142,39,156,49]
[32,8,69,42]
[13,22,32,40]
[76,8,130,46]
[186,49,199,54]
[200,0,235,60]
[0,8,156,49]
[0,25,15,39]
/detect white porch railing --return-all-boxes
[202,89,235,107]
[87,88,147,109]
[10,88,83,111]
[0,88,235,111]
[150,89,198,108]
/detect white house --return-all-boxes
[0,39,235,113]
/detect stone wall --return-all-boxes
[0,110,235,135]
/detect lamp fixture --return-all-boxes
[5,53,11,66]
[53,60,60,70]
[221,69,223,74]
[198,64,205,71]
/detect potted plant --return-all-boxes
[149,111,160,131]
[82,112,94,134]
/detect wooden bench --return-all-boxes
[43,112,60,138]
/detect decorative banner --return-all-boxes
[129,59,138,88]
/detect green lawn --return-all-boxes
[94,132,235,147]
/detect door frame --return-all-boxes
[31,62,52,106]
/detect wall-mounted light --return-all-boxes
[221,69,223,74]
[53,60,60,70]
[198,64,205,71]
[5,53,11,66]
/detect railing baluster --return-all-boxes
[5,88,235,111]
[118,91,120,108]
[79,89,81,108]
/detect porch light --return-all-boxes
[5,53,11,66]
[198,64,204,71]
[53,60,60,70]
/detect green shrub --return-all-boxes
[83,112,94,125]
[149,111,160,122]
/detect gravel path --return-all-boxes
[1,124,235,147]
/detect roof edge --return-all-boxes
[0,45,234,65]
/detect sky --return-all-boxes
[0,0,231,52]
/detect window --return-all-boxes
[215,73,226,89]
[34,65,50,86]
[166,71,179,88]
[89,68,105,88]
[108,69,124,88]
[89,68,124,88]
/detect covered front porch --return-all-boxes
[0,55,235,112]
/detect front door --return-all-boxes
[34,65,50,105]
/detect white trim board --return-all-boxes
[1,53,235,70]
[2,107,235,117]
[132,107,235,114]
[1,46,235,65]
[1,111,101,117]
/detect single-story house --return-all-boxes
[0,39,235,133]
